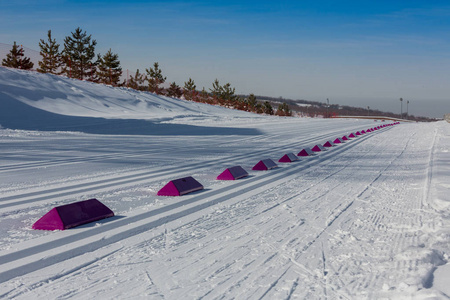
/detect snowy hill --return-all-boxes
[1,67,450,299]
[0,67,259,135]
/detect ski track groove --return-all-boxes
[0,130,332,205]
[0,123,399,296]
[162,145,385,299]
[0,123,330,173]
[0,126,381,212]
[0,127,384,270]
[270,127,416,296]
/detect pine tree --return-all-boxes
[276,102,292,116]
[2,42,34,70]
[247,94,258,112]
[255,103,263,114]
[128,69,146,90]
[37,30,62,74]
[199,87,210,103]
[209,79,238,106]
[62,27,97,80]
[221,83,237,103]
[145,62,166,94]
[263,101,274,115]
[183,78,196,100]
[167,82,183,98]
[96,49,122,85]
[210,79,223,99]
[234,97,247,111]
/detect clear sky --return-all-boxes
[1,0,449,117]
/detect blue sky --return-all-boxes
[1,1,449,117]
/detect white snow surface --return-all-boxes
[1,67,450,299]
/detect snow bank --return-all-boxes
[0,67,261,135]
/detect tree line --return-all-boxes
[1,27,292,117]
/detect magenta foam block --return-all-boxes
[312,144,325,152]
[298,148,314,156]
[342,136,349,141]
[217,166,249,180]
[157,176,204,196]
[32,198,114,231]
[356,131,361,136]
[278,153,299,163]
[252,159,278,171]
[333,138,343,144]
[323,141,333,147]
[348,133,356,138]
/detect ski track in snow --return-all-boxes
[3,123,448,299]
[1,68,450,299]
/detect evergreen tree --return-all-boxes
[2,42,34,70]
[210,79,223,100]
[209,79,238,106]
[145,62,166,94]
[234,97,247,111]
[263,101,274,115]
[255,103,263,114]
[127,69,146,90]
[247,94,258,111]
[276,102,292,116]
[221,83,237,103]
[183,78,196,100]
[199,87,210,103]
[96,49,122,85]
[167,82,183,98]
[62,27,97,80]
[37,30,62,74]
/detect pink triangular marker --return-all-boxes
[278,153,298,163]
[157,181,180,196]
[298,148,313,156]
[32,199,114,231]
[252,159,277,171]
[217,168,234,180]
[312,145,323,152]
[32,207,65,231]
[217,166,248,180]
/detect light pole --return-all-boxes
[400,98,403,119]
[367,106,370,116]
[326,98,329,118]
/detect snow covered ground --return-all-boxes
[0,67,449,299]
